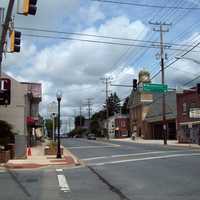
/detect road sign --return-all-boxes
[143,83,168,93]
[0,78,11,105]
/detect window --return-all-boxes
[183,103,187,113]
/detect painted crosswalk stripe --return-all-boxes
[68,145,118,149]
[82,150,194,161]
[57,174,70,192]
[90,153,200,166]
[56,169,63,172]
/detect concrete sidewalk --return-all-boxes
[4,141,80,169]
[110,138,200,148]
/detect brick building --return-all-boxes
[128,70,177,140]
[176,88,200,144]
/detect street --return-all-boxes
[1,139,200,200]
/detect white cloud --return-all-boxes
[3,3,149,117]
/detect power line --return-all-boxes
[16,26,200,48]
[150,38,200,81]
[22,33,200,52]
[91,0,200,10]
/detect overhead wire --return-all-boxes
[90,0,200,10]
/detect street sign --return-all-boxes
[143,83,168,93]
[0,78,11,105]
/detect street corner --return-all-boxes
[64,150,82,166]
[4,163,47,170]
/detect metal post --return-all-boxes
[52,113,55,141]
[29,92,32,147]
[57,98,62,159]
[0,0,15,78]
[106,79,109,139]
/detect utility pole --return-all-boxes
[0,0,15,77]
[79,103,82,127]
[86,98,93,120]
[150,21,171,145]
[101,77,111,139]
[86,98,93,132]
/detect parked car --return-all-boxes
[87,133,96,140]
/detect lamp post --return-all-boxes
[56,91,62,159]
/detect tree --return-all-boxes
[107,92,121,116]
[75,115,85,128]
[121,96,130,114]
[45,117,61,138]
[0,120,15,149]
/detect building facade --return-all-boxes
[0,74,42,157]
[128,70,177,140]
[177,89,200,144]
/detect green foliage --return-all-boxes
[75,115,85,127]
[0,120,15,148]
[107,92,121,116]
[121,96,130,114]
[68,127,87,138]
[48,140,57,150]
[90,119,102,137]
[45,117,61,138]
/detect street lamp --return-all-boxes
[56,91,62,159]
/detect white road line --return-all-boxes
[68,145,119,149]
[82,150,195,161]
[82,139,120,147]
[57,174,70,192]
[56,169,63,172]
[91,153,200,166]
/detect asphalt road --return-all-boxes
[1,138,200,200]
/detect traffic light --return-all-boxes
[197,83,200,94]
[23,0,37,16]
[133,79,137,91]
[0,78,11,105]
[10,31,21,53]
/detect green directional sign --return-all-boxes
[143,83,168,93]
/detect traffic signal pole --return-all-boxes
[0,0,15,77]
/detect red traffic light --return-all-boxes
[0,78,11,105]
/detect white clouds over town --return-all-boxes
[2,0,200,117]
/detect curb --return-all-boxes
[63,147,82,166]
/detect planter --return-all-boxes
[44,146,63,155]
[0,150,11,163]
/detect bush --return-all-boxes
[0,120,15,149]
[48,140,57,150]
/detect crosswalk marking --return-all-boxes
[57,174,70,192]
[90,152,200,166]
[56,169,63,172]
[82,150,197,161]
[68,145,119,149]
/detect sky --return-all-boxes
[1,0,200,131]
